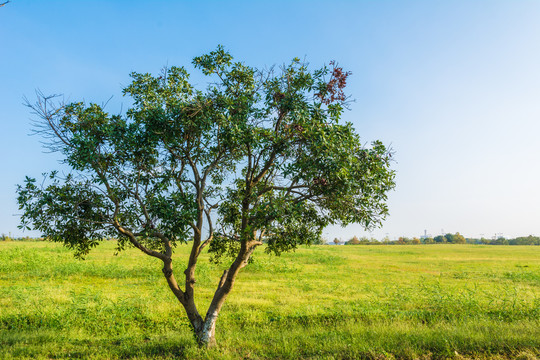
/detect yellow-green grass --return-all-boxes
[0,242,539,359]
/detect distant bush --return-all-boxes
[339,233,540,246]
[1,234,12,241]
[345,236,361,245]
[0,235,44,242]
[472,235,540,246]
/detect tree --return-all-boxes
[452,232,466,244]
[434,235,447,243]
[397,236,410,244]
[444,233,455,243]
[17,46,395,347]
[423,237,434,244]
[346,236,361,245]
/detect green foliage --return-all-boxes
[509,236,540,245]
[434,235,447,243]
[343,234,540,246]
[424,237,435,244]
[18,46,395,262]
[17,173,111,258]
[466,236,540,246]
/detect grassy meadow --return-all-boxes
[0,241,539,359]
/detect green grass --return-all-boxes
[0,242,539,359]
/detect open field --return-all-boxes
[0,242,539,359]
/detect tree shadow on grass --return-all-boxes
[116,338,191,359]
[0,330,194,360]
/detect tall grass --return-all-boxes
[0,242,539,359]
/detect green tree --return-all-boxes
[434,235,447,243]
[423,237,434,244]
[17,46,395,347]
[452,232,466,244]
[444,233,454,243]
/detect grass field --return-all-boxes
[0,241,539,359]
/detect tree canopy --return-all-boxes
[17,46,395,346]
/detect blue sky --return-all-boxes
[1,1,539,240]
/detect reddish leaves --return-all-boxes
[316,61,351,105]
[313,177,328,186]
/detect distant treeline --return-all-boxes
[335,233,540,246]
[0,234,43,241]
[3,233,539,246]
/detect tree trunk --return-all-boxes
[195,311,219,347]
[180,242,259,348]
[179,292,219,348]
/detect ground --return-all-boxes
[0,241,539,359]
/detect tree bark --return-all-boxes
[196,311,218,347]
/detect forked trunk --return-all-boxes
[181,242,258,348]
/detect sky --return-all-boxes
[1,1,540,240]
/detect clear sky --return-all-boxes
[1,1,539,240]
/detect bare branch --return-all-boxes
[25,91,72,150]
[256,182,307,197]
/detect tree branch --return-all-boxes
[197,208,214,256]
[25,92,72,150]
[113,221,167,261]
